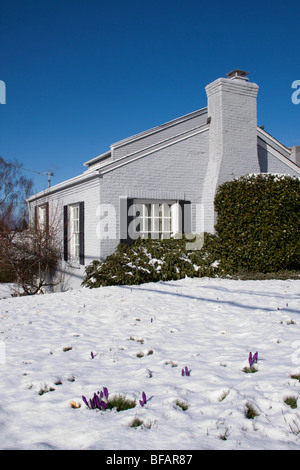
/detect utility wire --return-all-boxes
[20,167,54,188]
[6,162,54,188]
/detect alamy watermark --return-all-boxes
[291,80,300,105]
[96,202,205,250]
[0,80,6,104]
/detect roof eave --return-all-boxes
[84,150,111,167]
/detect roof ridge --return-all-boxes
[111,107,207,148]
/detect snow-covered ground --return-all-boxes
[0,277,300,450]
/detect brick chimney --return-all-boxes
[202,70,260,232]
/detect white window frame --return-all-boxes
[36,203,49,232]
[133,200,180,239]
[69,204,80,262]
[37,204,47,229]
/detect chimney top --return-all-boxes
[226,69,249,81]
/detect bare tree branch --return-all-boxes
[0,156,34,230]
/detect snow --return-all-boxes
[0,277,300,450]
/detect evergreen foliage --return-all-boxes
[82,234,221,288]
[214,174,299,273]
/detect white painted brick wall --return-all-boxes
[267,153,300,174]
[100,131,209,259]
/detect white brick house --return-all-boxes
[27,70,300,289]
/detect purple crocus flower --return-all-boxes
[101,401,107,410]
[82,395,89,407]
[249,351,258,367]
[82,386,109,410]
[249,352,253,367]
[139,391,147,407]
[91,351,94,359]
[96,394,102,408]
[182,366,191,376]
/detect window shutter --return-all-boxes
[120,197,134,245]
[179,200,192,234]
[183,201,192,234]
[63,205,68,261]
[79,201,85,265]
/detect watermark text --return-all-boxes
[0,80,6,104]
[95,202,204,250]
[291,80,300,105]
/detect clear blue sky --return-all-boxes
[1,0,299,194]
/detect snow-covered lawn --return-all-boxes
[0,277,300,450]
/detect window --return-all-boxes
[133,202,174,239]
[120,198,191,245]
[69,204,80,261]
[63,202,84,265]
[35,203,49,231]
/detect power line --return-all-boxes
[6,162,54,188]
[2,159,55,188]
[20,167,54,188]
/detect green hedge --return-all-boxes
[214,173,300,273]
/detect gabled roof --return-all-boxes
[111,108,207,148]
[83,150,111,168]
[96,120,210,175]
[84,107,208,169]
[257,126,291,156]
[257,126,300,172]
[27,108,299,204]
[27,107,208,201]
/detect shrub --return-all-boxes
[82,233,221,288]
[214,174,300,273]
[0,224,61,295]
